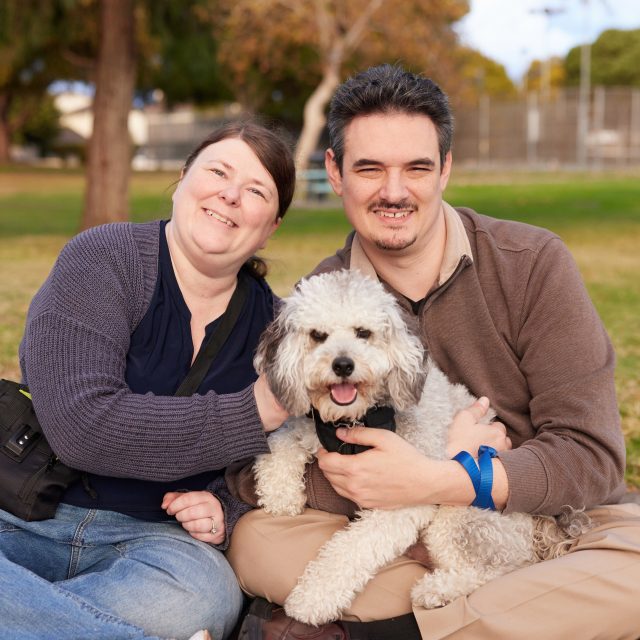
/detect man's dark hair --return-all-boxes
[327,64,454,172]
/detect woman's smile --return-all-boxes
[203,208,237,228]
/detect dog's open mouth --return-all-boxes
[329,382,358,406]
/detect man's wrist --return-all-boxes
[418,457,508,509]
[414,459,475,506]
[453,446,498,509]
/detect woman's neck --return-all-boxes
[164,221,240,318]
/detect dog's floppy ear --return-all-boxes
[254,300,285,376]
[385,306,428,410]
[254,299,310,416]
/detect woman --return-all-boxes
[0,121,294,640]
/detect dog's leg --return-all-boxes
[254,420,318,516]
[284,505,437,625]
[412,563,510,609]
[412,507,537,609]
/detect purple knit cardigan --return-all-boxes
[19,220,269,546]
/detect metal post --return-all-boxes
[593,86,605,168]
[527,91,540,166]
[479,94,490,165]
[631,89,640,163]
[576,43,591,167]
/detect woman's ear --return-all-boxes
[257,216,281,250]
[171,169,186,205]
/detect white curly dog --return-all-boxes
[253,269,588,626]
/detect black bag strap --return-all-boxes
[174,271,250,397]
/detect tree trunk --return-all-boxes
[294,0,384,176]
[0,94,12,164]
[294,66,340,174]
[81,0,137,230]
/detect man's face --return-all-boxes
[325,112,451,254]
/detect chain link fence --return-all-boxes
[453,86,640,168]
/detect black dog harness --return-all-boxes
[313,406,396,455]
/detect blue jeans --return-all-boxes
[0,504,244,640]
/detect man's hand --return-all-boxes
[162,491,225,545]
[445,397,512,458]
[317,427,435,510]
[316,401,512,511]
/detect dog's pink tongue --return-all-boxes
[330,383,358,406]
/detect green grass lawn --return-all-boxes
[1,167,639,486]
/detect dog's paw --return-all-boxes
[410,583,451,610]
[411,566,484,609]
[284,584,344,626]
[262,502,305,517]
[411,569,459,609]
[258,490,307,516]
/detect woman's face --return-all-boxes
[171,137,281,268]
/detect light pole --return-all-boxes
[577,0,613,167]
[576,34,591,167]
[576,0,591,169]
[529,6,565,101]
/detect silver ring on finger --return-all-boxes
[210,517,218,535]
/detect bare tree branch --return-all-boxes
[342,0,385,54]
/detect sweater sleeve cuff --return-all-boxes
[215,384,270,462]
[207,479,253,551]
[498,445,550,514]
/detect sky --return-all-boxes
[456,0,640,82]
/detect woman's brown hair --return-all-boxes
[183,120,295,221]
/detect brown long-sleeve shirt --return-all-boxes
[308,204,626,515]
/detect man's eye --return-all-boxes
[310,329,328,343]
[410,166,432,172]
[355,327,371,339]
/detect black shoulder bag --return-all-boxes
[0,272,250,521]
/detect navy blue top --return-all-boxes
[63,220,275,520]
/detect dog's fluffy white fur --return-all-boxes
[253,270,588,626]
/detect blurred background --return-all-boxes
[3,1,640,193]
[1,0,639,485]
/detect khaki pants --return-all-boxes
[227,504,640,639]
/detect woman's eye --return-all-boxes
[211,168,225,177]
[248,188,266,199]
[355,327,371,339]
[310,329,328,343]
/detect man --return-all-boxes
[228,65,640,639]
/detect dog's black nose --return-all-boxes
[332,356,354,377]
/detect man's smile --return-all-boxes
[374,209,412,219]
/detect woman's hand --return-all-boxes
[162,491,225,545]
[254,373,289,432]
[445,397,512,458]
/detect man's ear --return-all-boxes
[440,151,452,191]
[325,149,343,197]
